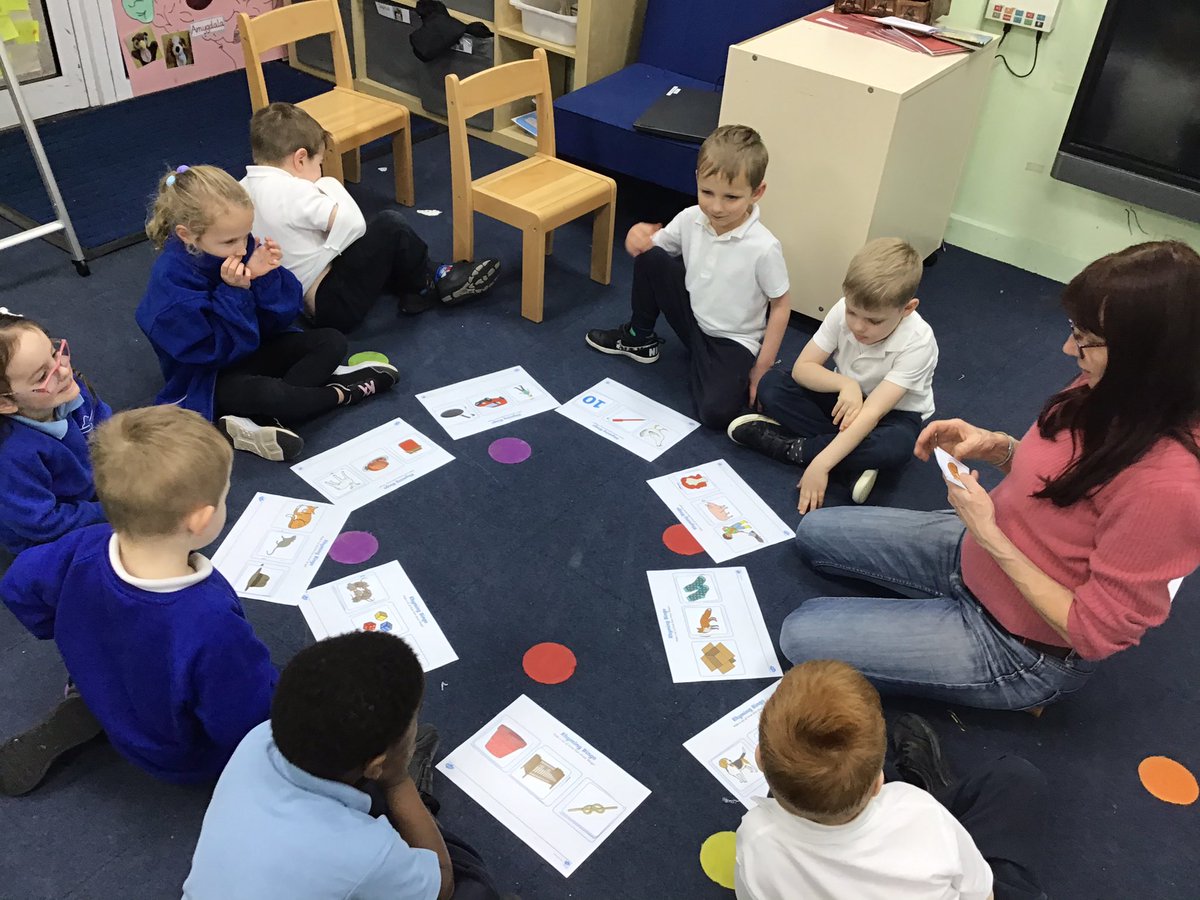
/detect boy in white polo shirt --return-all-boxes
[585,124,791,429]
[728,238,937,510]
[736,660,1047,900]
[240,102,500,333]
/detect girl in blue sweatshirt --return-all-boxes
[135,165,398,461]
[0,311,111,557]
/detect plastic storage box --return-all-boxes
[509,0,578,47]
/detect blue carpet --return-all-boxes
[0,62,440,258]
[1,130,1198,898]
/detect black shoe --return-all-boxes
[436,258,502,306]
[0,695,103,796]
[727,414,805,465]
[891,713,954,794]
[584,323,664,364]
[327,363,400,406]
[219,416,305,462]
[407,724,440,797]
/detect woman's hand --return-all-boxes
[915,418,1004,463]
[946,467,999,542]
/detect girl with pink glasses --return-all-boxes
[0,311,111,557]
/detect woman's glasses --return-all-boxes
[1068,320,1105,358]
[3,338,70,396]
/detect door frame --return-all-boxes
[0,0,131,126]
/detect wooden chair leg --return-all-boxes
[544,230,554,256]
[591,199,615,285]
[392,129,414,207]
[343,148,361,183]
[324,148,345,184]
[452,197,474,263]
[521,227,546,323]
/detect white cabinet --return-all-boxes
[721,18,995,318]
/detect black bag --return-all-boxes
[409,0,467,62]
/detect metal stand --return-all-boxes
[0,36,89,276]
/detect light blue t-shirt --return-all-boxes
[182,722,440,900]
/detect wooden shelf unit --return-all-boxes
[288,0,646,155]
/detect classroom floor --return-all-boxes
[1,131,1197,900]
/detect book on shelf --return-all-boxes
[512,112,538,136]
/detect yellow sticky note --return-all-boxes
[0,15,18,43]
[14,17,37,44]
[0,1,31,14]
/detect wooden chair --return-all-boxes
[237,0,413,206]
[446,48,616,323]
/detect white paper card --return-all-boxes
[647,459,795,562]
[291,418,454,511]
[212,492,350,605]
[934,446,968,488]
[416,366,559,440]
[683,681,780,809]
[438,695,650,877]
[556,378,700,461]
[299,561,457,671]
[647,568,782,683]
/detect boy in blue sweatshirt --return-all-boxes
[0,405,278,795]
[0,310,111,557]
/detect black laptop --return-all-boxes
[633,86,723,143]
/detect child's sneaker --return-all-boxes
[327,363,399,407]
[219,416,305,462]
[584,323,664,364]
[0,694,103,796]
[852,469,878,504]
[435,259,502,305]
[727,414,805,465]
[891,713,954,794]
[407,724,440,798]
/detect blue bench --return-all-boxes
[554,0,828,195]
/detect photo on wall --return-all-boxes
[126,27,159,68]
[163,30,194,68]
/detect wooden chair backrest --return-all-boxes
[238,0,353,111]
[446,48,557,188]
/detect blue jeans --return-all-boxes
[781,507,1096,710]
[756,368,923,471]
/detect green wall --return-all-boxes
[941,0,1200,284]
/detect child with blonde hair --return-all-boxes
[586,124,791,430]
[0,310,111,557]
[0,406,277,795]
[136,164,397,461]
[729,237,938,509]
[736,661,1046,900]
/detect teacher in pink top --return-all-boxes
[779,241,1200,710]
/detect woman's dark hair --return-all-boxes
[1036,241,1200,506]
[271,631,425,780]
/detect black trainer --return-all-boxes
[584,323,664,364]
[436,258,502,306]
[407,723,440,797]
[219,416,305,462]
[727,414,806,465]
[891,713,954,794]
[327,363,400,406]
[0,694,103,796]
